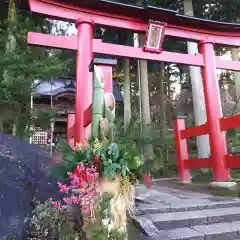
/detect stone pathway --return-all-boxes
[133,182,240,239]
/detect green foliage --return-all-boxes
[87,223,109,240]
[32,108,58,130]
[50,139,141,183]
[26,194,125,240]
[99,192,113,219]
[115,117,175,176]
[26,199,81,240]
[109,229,126,240]
[48,140,79,180]
[86,193,126,240]
[96,142,127,180]
[86,223,125,240]
[0,9,72,136]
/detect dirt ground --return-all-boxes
[153,179,240,198]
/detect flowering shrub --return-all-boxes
[51,163,99,217]
[28,138,153,239]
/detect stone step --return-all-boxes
[156,221,240,240]
[135,199,240,215]
[135,207,240,230]
[133,218,240,239]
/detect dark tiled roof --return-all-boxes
[33,78,123,102]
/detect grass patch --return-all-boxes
[127,220,146,240]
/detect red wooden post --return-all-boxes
[174,117,191,183]
[67,114,75,148]
[75,18,94,145]
[200,41,229,181]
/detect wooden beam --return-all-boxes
[216,58,240,72]
[28,32,204,66]
[225,155,240,169]
[166,27,240,47]
[180,124,208,139]
[28,32,77,50]
[94,41,204,66]
[184,158,212,169]
[29,0,147,32]
[220,115,240,131]
[28,32,240,71]
[29,0,240,46]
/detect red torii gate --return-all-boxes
[24,0,240,182]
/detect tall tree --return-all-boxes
[183,0,210,160]
[0,1,72,137]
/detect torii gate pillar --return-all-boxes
[75,18,94,145]
[200,41,230,181]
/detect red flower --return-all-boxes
[51,201,58,207]
[144,173,152,189]
[95,155,101,171]
[95,155,100,164]
[74,166,80,177]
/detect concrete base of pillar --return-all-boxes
[209,181,237,190]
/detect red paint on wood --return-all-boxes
[216,58,240,72]
[84,104,92,128]
[28,33,240,71]
[85,124,92,141]
[174,119,191,183]
[180,124,208,139]
[101,66,113,93]
[75,19,94,145]
[28,32,77,50]
[225,155,240,169]
[200,41,229,181]
[220,115,240,131]
[166,27,240,46]
[28,32,204,66]
[29,0,240,46]
[93,41,204,66]
[29,0,147,32]
[67,114,75,148]
[184,158,212,169]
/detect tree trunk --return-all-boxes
[0,118,4,133]
[231,48,240,99]
[6,0,17,52]
[184,0,210,162]
[12,123,17,136]
[7,0,17,136]
[165,70,172,128]
[159,62,166,131]
[139,34,154,159]
[159,62,168,175]
[123,58,131,132]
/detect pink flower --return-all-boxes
[58,182,70,194]
[72,196,79,204]
[51,165,99,213]
[51,201,58,207]
[67,172,73,178]
[60,205,67,210]
[63,198,72,204]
